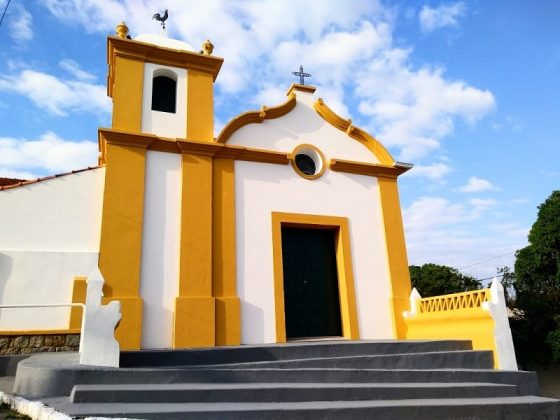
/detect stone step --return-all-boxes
[121,340,473,368]
[13,353,541,398]
[192,350,494,370]
[70,382,519,403]
[46,396,560,420]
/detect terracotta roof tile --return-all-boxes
[0,177,26,187]
[0,166,102,191]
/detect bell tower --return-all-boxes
[96,21,224,350]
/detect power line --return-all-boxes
[475,273,504,282]
[0,0,11,27]
[457,251,516,271]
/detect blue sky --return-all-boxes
[0,0,558,281]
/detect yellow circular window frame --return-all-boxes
[290,144,326,180]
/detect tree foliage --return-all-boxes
[512,191,560,368]
[409,263,481,297]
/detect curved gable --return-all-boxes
[216,84,395,166]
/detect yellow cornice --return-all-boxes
[286,83,316,96]
[98,128,290,164]
[107,36,224,97]
[330,158,411,179]
[216,93,297,144]
[313,98,395,165]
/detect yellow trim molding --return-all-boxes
[377,177,412,339]
[290,144,327,180]
[330,159,411,179]
[271,212,359,343]
[216,93,297,144]
[313,98,395,165]
[100,128,291,165]
[213,158,241,345]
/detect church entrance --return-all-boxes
[281,227,343,339]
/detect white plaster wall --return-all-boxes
[235,161,393,344]
[0,168,105,329]
[227,90,379,165]
[141,63,187,139]
[0,251,98,329]
[139,151,181,349]
[0,168,105,251]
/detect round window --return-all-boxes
[295,154,316,175]
[290,144,326,180]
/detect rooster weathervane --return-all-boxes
[152,9,169,30]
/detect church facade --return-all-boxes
[1,24,418,352]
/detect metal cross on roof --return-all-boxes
[292,65,311,85]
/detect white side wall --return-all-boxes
[139,151,181,349]
[0,251,98,329]
[0,168,105,329]
[235,161,393,344]
[141,63,187,139]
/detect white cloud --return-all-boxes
[406,162,452,179]
[59,59,96,82]
[0,69,110,117]
[0,132,98,178]
[419,2,466,33]
[459,176,496,193]
[357,58,495,161]
[8,4,33,44]
[403,196,527,278]
[37,0,494,162]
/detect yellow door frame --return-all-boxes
[271,212,360,343]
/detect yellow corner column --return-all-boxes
[213,158,241,345]
[97,49,146,350]
[378,176,412,339]
[98,141,147,350]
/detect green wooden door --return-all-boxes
[281,227,342,339]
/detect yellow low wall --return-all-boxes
[404,289,500,368]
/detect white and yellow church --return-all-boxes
[0,23,514,368]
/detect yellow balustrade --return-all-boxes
[404,288,500,368]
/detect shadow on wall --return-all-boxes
[241,302,265,344]
[0,253,13,319]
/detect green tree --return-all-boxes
[409,263,481,297]
[512,191,560,368]
[497,265,516,308]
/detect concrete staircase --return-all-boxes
[14,340,560,419]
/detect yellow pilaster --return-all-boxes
[111,56,144,132]
[98,140,147,350]
[213,158,241,345]
[69,276,87,329]
[174,152,215,347]
[187,70,214,142]
[378,177,412,339]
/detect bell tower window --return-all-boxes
[151,73,177,113]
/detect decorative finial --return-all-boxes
[152,9,169,30]
[115,21,129,39]
[201,39,214,56]
[292,65,311,85]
